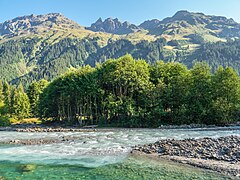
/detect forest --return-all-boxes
[0,55,240,127]
[2,37,240,89]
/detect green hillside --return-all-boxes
[0,11,240,87]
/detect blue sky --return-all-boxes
[0,0,239,26]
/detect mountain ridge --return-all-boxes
[1,10,240,38]
[0,13,82,37]
[0,10,240,87]
[87,17,141,35]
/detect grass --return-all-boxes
[10,118,42,125]
[124,30,156,44]
[203,34,226,42]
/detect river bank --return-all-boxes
[0,122,240,132]
[132,136,240,177]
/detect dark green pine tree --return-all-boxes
[0,80,4,103]
[0,80,5,115]
[27,80,49,117]
[2,80,11,114]
[12,83,30,119]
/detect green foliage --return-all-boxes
[38,55,240,127]
[0,37,169,87]
[0,36,240,90]
[27,80,49,116]
[0,80,4,103]
[0,38,39,82]
[186,62,213,124]
[210,67,240,124]
[0,116,11,127]
[1,52,240,127]
[38,65,99,124]
[191,40,240,72]
[2,80,11,113]
[12,83,30,119]
[98,55,152,125]
[150,61,190,124]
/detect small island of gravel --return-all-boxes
[132,136,240,177]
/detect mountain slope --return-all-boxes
[140,10,240,41]
[0,11,240,87]
[0,13,82,37]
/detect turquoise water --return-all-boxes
[0,128,239,179]
[0,157,231,180]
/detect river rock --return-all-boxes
[133,136,240,163]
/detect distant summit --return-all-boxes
[139,10,240,37]
[0,11,239,38]
[0,13,81,37]
[87,17,141,35]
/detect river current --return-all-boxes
[0,127,239,179]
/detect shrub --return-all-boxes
[0,116,11,127]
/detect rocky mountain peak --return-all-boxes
[87,17,141,35]
[0,13,81,36]
[161,10,208,25]
[95,17,103,24]
[173,10,191,18]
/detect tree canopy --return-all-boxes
[1,55,240,127]
[36,55,240,127]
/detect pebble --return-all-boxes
[133,136,240,163]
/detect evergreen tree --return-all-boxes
[12,83,30,119]
[0,80,4,115]
[27,80,49,116]
[0,80,4,103]
[2,80,11,114]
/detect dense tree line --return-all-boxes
[1,55,240,127]
[11,38,168,87]
[38,55,240,127]
[1,36,240,90]
[191,39,240,72]
[0,80,48,126]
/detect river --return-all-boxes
[0,127,239,179]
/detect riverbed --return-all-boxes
[0,127,239,179]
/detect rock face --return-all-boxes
[0,13,81,36]
[1,10,240,37]
[133,136,240,163]
[87,17,141,35]
[139,10,240,37]
[139,19,161,30]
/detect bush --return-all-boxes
[0,116,11,127]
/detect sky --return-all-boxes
[0,0,239,26]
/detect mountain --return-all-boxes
[0,11,240,87]
[140,10,240,40]
[0,13,82,37]
[139,19,161,30]
[87,17,141,35]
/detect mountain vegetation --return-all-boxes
[0,11,240,126]
[1,55,239,127]
[0,11,240,88]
